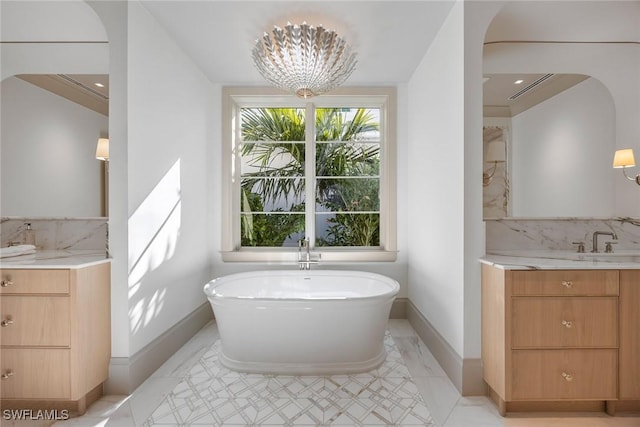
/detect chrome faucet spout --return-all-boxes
[298,238,311,270]
[591,231,617,253]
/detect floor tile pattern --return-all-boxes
[142,333,434,426]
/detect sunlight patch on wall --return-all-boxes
[128,159,182,296]
[129,287,168,334]
[127,159,181,333]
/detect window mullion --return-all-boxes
[304,102,315,247]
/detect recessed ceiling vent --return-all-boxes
[507,73,555,100]
[57,74,109,100]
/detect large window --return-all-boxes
[222,88,396,262]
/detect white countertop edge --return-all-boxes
[480,253,640,270]
[0,250,111,269]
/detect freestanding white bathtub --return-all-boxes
[203,270,399,375]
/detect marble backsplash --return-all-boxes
[0,217,108,251]
[486,217,640,253]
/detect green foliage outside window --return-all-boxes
[240,107,380,247]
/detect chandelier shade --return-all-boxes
[252,22,357,99]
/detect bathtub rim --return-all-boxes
[203,269,400,302]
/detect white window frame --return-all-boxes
[221,86,397,263]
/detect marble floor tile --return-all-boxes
[12,319,640,427]
[386,319,418,338]
[142,332,434,427]
[442,396,504,427]
[412,375,460,427]
[393,336,448,378]
[150,322,218,379]
[83,396,129,419]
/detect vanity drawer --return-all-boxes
[511,270,618,296]
[0,269,69,295]
[511,349,617,400]
[511,297,618,348]
[0,296,70,347]
[0,348,70,399]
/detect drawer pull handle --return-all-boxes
[0,280,13,287]
[1,317,13,327]
[561,372,573,382]
[561,280,573,288]
[1,370,14,380]
[561,320,573,328]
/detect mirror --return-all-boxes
[483,73,616,219]
[1,74,109,217]
[0,1,109,218]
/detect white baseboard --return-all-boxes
[104,302,214,394]
[104,296,483,396]
[407,300,485,396]
[390,297,408,318]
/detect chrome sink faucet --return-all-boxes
[592,231,618,253]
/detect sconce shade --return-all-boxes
[96,138,109,161]
[613,148,635,168]
[486,139,506,163]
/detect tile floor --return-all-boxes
[4,320,640,427]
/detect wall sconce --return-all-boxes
[613,148,640,185]
[96,137,109,161]
[483,139,506,186]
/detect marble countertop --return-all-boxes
[480,250,640,270]
[0,250,110,269]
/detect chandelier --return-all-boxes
[252,22,357,99]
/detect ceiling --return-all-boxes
[483,73,589,118]
[481,1,639,117]
[139,1,456,86]
[13,1,455,117]
[11,1,639,118]
[17,74,109,116]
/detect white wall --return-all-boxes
[407,2,501,393]
[88,0,131,362]
[462,1,500,368]
[87,0,216,364]
[407,2,465,356]
[511,78,615,217]
[124,2,215,355]
[1,77,107,217]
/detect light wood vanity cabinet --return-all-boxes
[0,263,110,414]
[619,270,640,401]
[482,266,624,415]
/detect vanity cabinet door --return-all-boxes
[0,349,71,399]
[511,297,618,348]
[619,270,640,399]
[0,296,70,346]
[511,349,617,400]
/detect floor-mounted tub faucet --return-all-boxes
[591,231,618,253]
[298,238,311,270]
[298,238,319,270]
